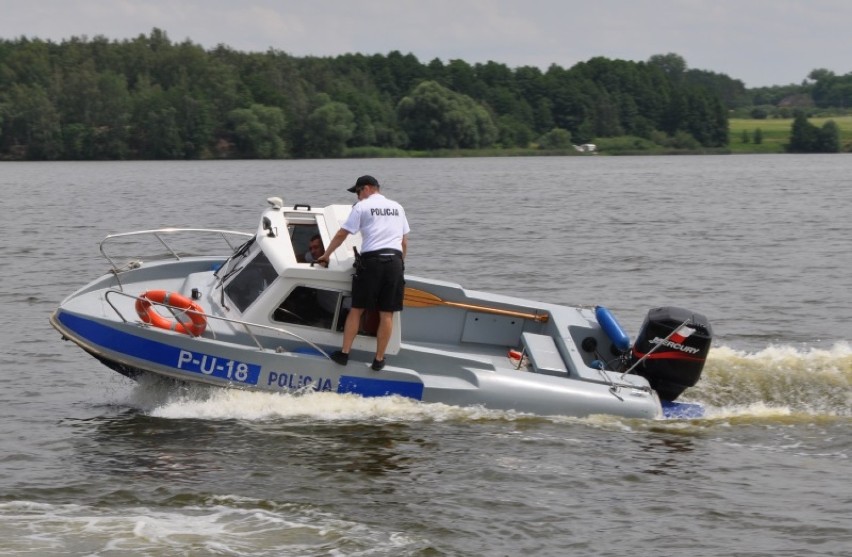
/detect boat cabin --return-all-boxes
[217,197,402,354]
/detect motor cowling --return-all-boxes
[630,306,713,401]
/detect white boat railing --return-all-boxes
[103,289,331,360]
[99,228,254,271]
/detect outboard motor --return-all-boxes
[629,307,712,401]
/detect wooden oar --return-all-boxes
[404,287,549,323]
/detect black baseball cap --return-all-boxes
[347,175,380,193]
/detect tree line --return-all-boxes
[743,68,852,116]
[0,29,844,160]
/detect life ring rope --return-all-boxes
[135,290,207,337]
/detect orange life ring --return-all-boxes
[135,290,207,336]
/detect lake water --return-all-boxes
[0,156,850,556]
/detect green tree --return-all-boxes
[808,68,852,109]
[302,99,355,158]
[787,111,819,152]
[91,71,131,158]
[1,83,62,159]
[536,128,572,149]
[542,66,580,134]
[647,53,687,80]
[786,112,840,153]
[816,120,840,152]
[2,38,52,88]
[396,80,496,149]
[130,83,182,158]
[227,103,286,158]
[442,59,479,98]
[62,123,89,159]
[57,59,100,131]
[496,114,534,147]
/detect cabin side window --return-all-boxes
[289,220,324,263]
[224,251,278,312]
[274,286,342,329]
[273,288,381,338]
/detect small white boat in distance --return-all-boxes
[51,196,712,419]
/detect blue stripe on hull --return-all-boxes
[59,311,258,386]
[57,312,423,399]
[661,400,704,419]
[338,375,424,399]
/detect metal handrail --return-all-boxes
[103,289,331,360]
[99,228,254,271]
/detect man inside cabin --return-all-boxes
[304,234,324,263]
[316,175,409,371]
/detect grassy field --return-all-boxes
[728,116,852,153]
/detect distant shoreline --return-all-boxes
[2,115,850,161]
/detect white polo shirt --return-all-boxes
[341,193,410,253]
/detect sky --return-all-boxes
[2,0,850,88]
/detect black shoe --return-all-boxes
[371,358,385,371]
[330,351,349,365]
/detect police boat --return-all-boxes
[51,197,713,419]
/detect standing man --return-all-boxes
[316,175,409,371]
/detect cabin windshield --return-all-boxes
[224,250,278,312]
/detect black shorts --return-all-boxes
[351,253,405,312]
